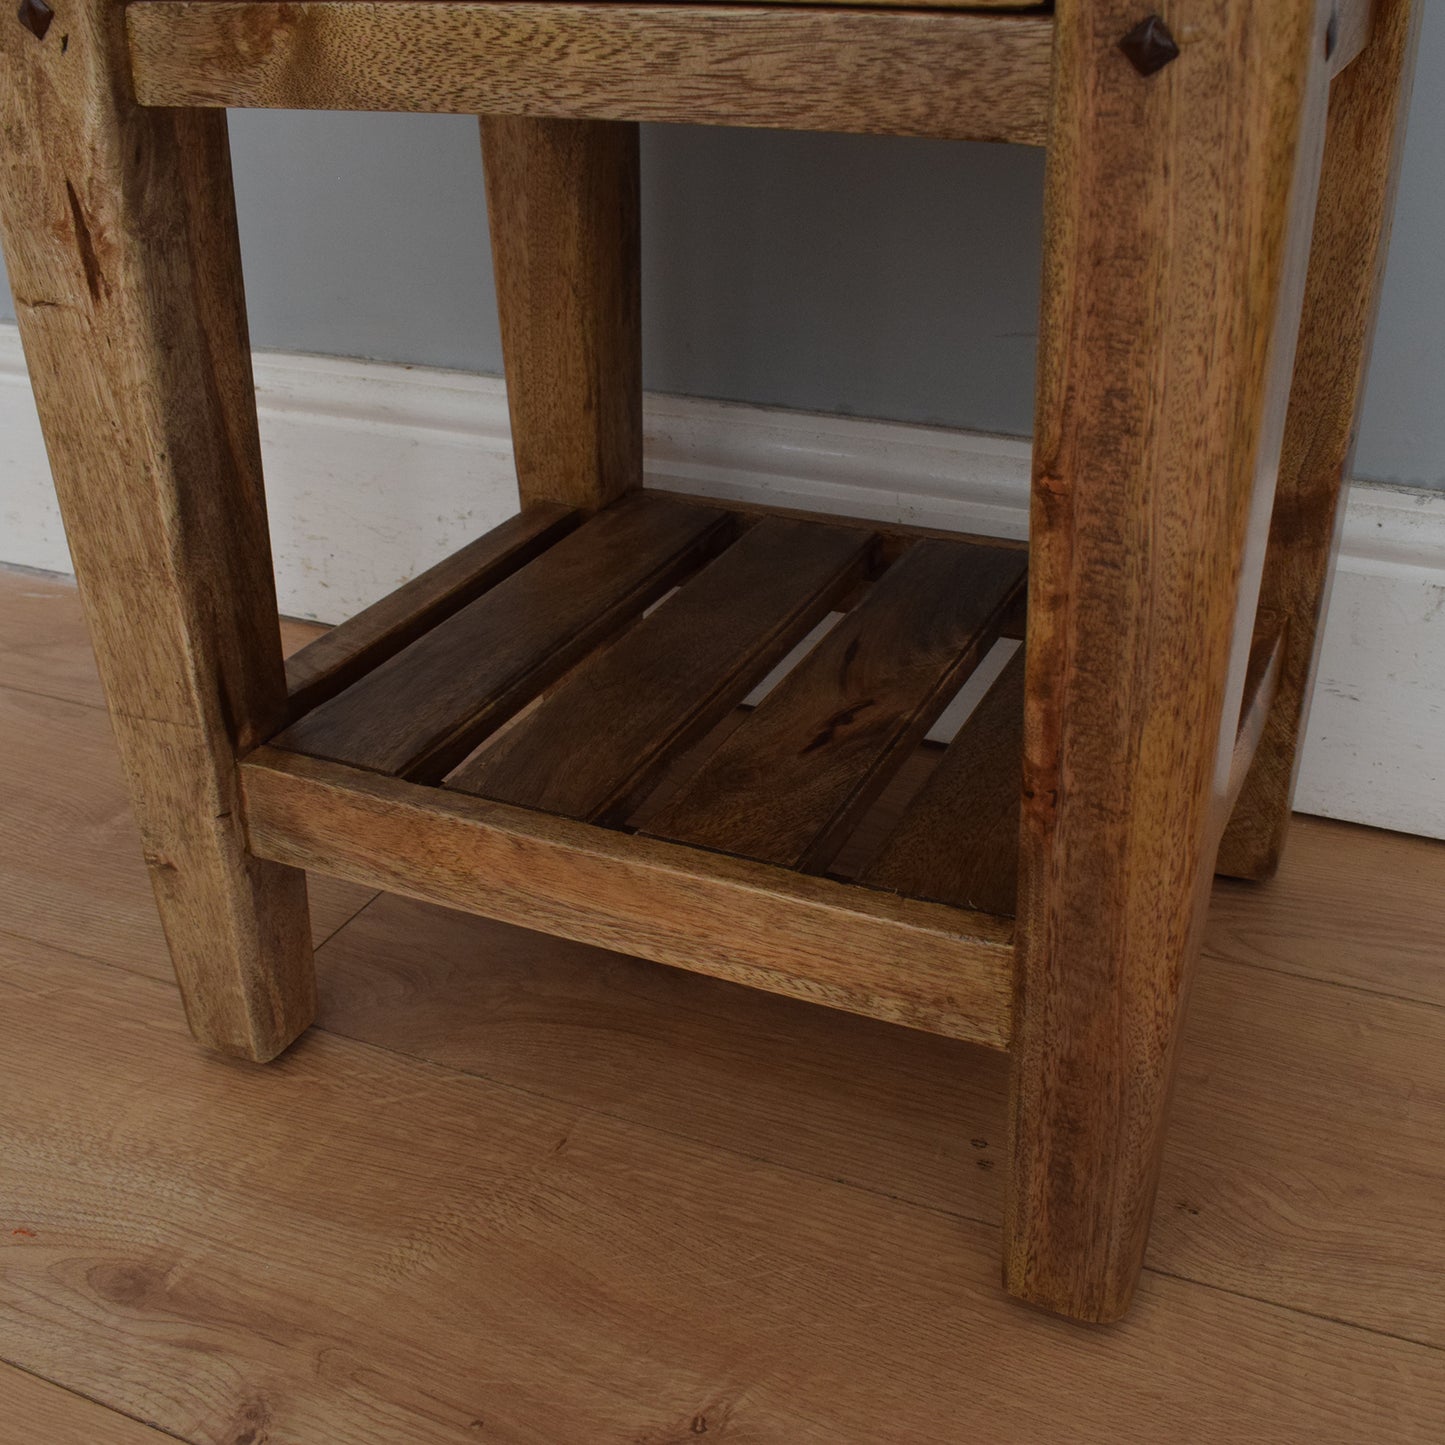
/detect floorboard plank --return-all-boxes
[313,888,1445,1347]
[1206,814,1445,1006]
[0,1361,176,1445]
[3,931,1441,1445]
[0,685,373,972]
[0,566,326,711]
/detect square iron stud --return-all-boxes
[1119,15,1181,76]
[16,0,54,41]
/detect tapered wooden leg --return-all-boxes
[1218,0,1423,881]
[480,116,641,511]
[1007,0,1335,1322]
[0,2,314,1059]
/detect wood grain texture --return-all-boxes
[451,516,873,821]
[5,931,1445,1442]
[284,503,577,718]
[125,3,1056,145]
[241,747,1016,1047]
[0,2,314,1059]
[482,117,641,511]
[313,877,1445,1350]
[1207,815,1445,1007]
[647,486,1031,560]
[1219,0,1422,881]
[863,646,1024,915]
[0,1363,172,1445]
[646,540,1026,872]
[274,493,731,780]
[1008,0,1337,1321]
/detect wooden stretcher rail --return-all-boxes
[239,747,1017,1048]
[125,2,1056,145]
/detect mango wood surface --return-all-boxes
[647,487,1031,561]
[274,494,730,780]
[0,0,314,1060]
[482,117,641,511]
[126,3,1055,145]
[646,540,1026,872]
[863,648,1025,916]
[240,747,1016,1047]
[1009,0,1337,1322]
[284,503,577,717]
[452,516,873,821]
[1219,0,1421,880]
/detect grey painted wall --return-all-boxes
[2,7,1441,486]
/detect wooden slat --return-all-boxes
[645,540,1027,872]
[862,647,1024,916]
[273,493,731,781]
[451,516,874,822]
[284,503,577,718]
[240,747,1015,1048]
[125,3,1055,146]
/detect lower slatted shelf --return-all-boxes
[252,488,1030,1046]
[247,487,1283,1046]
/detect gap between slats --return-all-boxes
[448,515,876,822]
[641,539,1028,873]
[273,493,732,781]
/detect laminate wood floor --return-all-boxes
[2,565,1443,1444]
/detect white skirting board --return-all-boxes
[2,326,1441,840]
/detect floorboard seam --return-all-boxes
[1142,1266,1445,1356]
[0,1352,194,1443]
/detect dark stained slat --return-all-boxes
[450,516,875,821]
[861,648,1024,916]
[274,493,731,781]
[643,539,1027,872]
[284,503,579,719]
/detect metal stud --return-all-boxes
[1118,15,1181,77]
[16,0,54,41]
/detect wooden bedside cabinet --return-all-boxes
[0,0,1418,1322]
